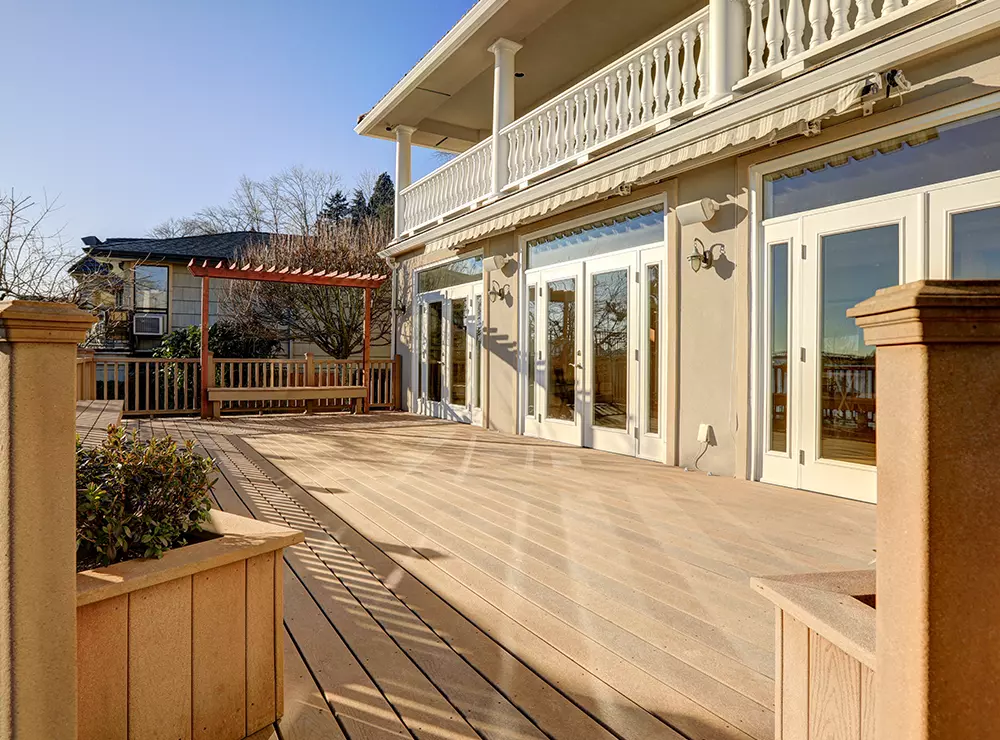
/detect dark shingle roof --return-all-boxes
[82,232,279,263]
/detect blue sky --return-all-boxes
[3,0,471,241]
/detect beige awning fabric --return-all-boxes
[422,76,870,254]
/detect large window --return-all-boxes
[417,255,483,293]
[527,206,664,269]
[765,109,1000,219]
[134,265,168,311]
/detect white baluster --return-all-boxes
[882,0,901,14]
[525,121,536,178]
[653,44,667,116]
[639,54,653,122]
[809,0,829,48]
[615,68,628,135]
[582,88,593,149]
[667,39,680,111]
[595,82,607,143]
[681,31,696,105]
[507,130,518,183]
[564,99,574,158]
[628,62,640,128]
[785,0,805,58]
[765,0,785,68]
[830,0,850,38]
[574,93,585,155]
[604,75,616,139]
[696,23,708,99]
[748,0,765,74]
[856,0,874,26]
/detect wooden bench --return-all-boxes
[206,386,367,419]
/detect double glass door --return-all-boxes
[417,284,483,424]
[524,248,664,460]
[760,170,1000,501]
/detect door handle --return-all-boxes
[575,363,584,370]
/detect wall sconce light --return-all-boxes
[688,238,719,273]
[489,279,511,303]
[483,254,516,272]
[675,198,719,226]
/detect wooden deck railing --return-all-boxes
[76,353,400,417]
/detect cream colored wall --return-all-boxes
[482,234,520,433]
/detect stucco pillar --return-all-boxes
[393,125,415,238]
[708,0,747,100]
[848,280,1000,740]
[0,301,95,739]
[488,38,522,197]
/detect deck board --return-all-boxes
[137,413,875,740]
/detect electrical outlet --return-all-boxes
[697,423,713,444]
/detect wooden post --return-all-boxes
[199,275,211,418]
[206,351,219,419]
[849,281,1000,740]
[304,352,316,415]
[0,301,96,738]
[363,287,372,414]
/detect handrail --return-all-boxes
[397,138,494,233]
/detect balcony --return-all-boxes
[392,0,944,238]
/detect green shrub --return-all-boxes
[76,427,216,570]
[153,320,281,359]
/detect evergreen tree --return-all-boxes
[348,188,370,225]
[367,172,395,224]
[319,189,349,225]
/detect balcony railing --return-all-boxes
[398,138,493,234]
[396,0,933,237]
[504,7,710,188]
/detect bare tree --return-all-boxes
[0,188,99,303]
[148,166,341,238]
[223,218,394,358]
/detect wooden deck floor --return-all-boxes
[134,413,875,740]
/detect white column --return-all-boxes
[709,0,748,99]
[393,125,415,238]
[488,37,523,198]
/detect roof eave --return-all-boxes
[354,0,510,140]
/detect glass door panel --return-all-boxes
[584,251,637,456]
[539,264,583,445]
[450,297,467,406]
[523,281,541,437]
[638,246,666,462]
[929,173,1000,278]
[427,300,443,404]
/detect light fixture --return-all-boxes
[674,198,719,226]
[482,254,515,272]
[489,279,511,303]
[688,238,716,273]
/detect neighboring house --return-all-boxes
[358,0,1000,503]
[71,232,276,355]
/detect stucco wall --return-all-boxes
[482,234,520,434]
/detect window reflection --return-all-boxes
[819,225,898,465]
[592,270,629,430]
[450,298,467,406]
[427,302,443,403]
[770,243,789,453]
[528,207,664,269]
[647,265,660,436]
[135,265,168,311]
[418,256,482,293]
[527,286,536,416]
[953,206,1000,278]
[765,110,1000,219]
[546,279,576,421]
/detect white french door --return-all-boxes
[929,171,1000,279]
[537,262,584,445]
[416,283,484,425]
[760,195,922,501]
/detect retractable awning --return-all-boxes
[410,75,873,255]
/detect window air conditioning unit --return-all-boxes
[133,313,166,336]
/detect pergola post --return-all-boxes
[0,300,95,738]
[363,287,372,414]
[200,275,211,418]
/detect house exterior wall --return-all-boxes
[169,265,227,330]
[391,26,1000,479]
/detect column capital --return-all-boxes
[394,125,417,139]
[488,37,523,57]
[0,300,96,344]
[848,280,1000,346]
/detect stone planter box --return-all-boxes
[76,510,304,740]
[752,570,875,740]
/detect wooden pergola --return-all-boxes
[188,259,388,416]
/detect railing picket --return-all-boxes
[681,30,696,105]
[765,0,785,68]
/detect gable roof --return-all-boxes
[82,232,279,263]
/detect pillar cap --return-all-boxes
[488,37,523,56]
[0,300,96,344]
[848,280,1000,346]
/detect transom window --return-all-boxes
[417,255,482,293]
[527,206,664,270]
[764,109,1000,219]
